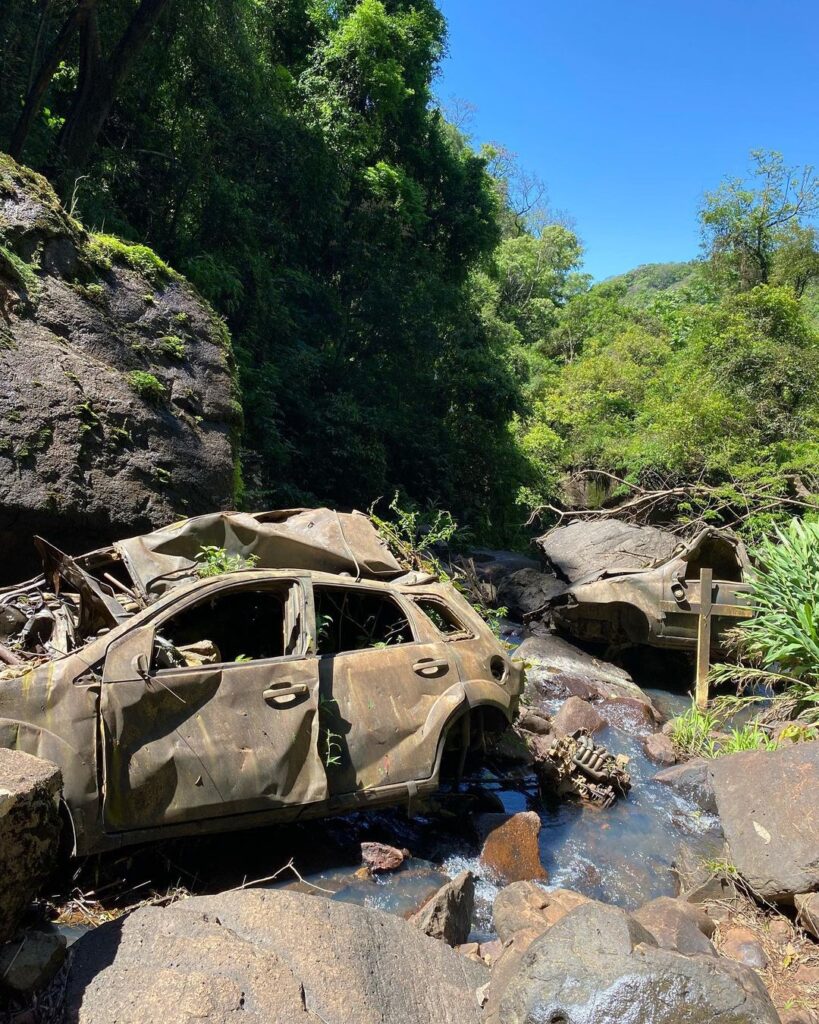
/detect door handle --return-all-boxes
[412,658,449,675]
[263,682,308,700]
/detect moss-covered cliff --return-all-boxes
[0,154,241,579]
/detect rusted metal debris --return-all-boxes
[524,728,631,808]
[0,509,523,857]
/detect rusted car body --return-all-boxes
[537,528,753,652]
[0,511,522,855]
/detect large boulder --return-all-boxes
[65,888,487,1024]
[496,568,566,620]
[517,634,661,725]
[0,749,62,942]
[709,740,819,902]
[537,520,679,583]
[483,902,779,1024]
[0,154,240,581]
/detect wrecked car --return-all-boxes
[0,510,522,855]
[529,523,753,652]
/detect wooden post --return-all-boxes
[695,567,713,709]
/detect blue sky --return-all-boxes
[435,0,819,280]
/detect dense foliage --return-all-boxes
[2,5,819,543]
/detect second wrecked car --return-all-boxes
[0,509,522,855]
[529,520,753,652]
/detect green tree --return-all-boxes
[700,150,819,292]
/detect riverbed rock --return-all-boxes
[465,549,540,588]
[643,731,678,766]
[551,695,606,737]
[410,870,474,946]
[476,812,548,884]
[672,846,741,908]
[492,882,590,943]
[709,740,819,902]
[65,888,488,1024]
[654,758,718,813]
[517,634,661,725]
[496,568,565,619]
[516,708,552,735]
[483,902,779,1024]
[0,154,239,581]
[0,928,67,994]
[0,749,62,942]
[537,520,680,583]
[720,926,769,969]
[632,896,716,956]
[795,892,819,940]
[360,841,408,873]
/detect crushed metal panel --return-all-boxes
[114,508,403,600]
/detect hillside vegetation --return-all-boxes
[2,2,819,543]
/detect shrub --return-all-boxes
[158,334,186,360]
[194,545,258,577]
[711,518,819,724]
[127,371,164,403]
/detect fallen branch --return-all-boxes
[226,857,335,895]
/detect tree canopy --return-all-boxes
[1,3,817,542]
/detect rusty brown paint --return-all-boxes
[0,516,522,855]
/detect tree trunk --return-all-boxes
[57,0,173,172]
[8,0,97,160]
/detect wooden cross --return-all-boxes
[661,567,754,708]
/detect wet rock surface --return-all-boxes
[517,633,661,724]
[483,902,780,1024]
[0,749,62,942]
[0,154,239,580]
[654,758,717,812]
[551,695,606,737]
[360,841,408,873]
[709,740,819,902]
[476,812,548,884]
[410,870,474,946]
[65,888,488,1024]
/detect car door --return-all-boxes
[314,581,465,795]
[99,574,327,832]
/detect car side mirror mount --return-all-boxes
[132,652,151,682]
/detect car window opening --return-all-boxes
[683,538,744,583]
[314,586,413,655]
[153,587,289,669]
[415,598,466,636]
